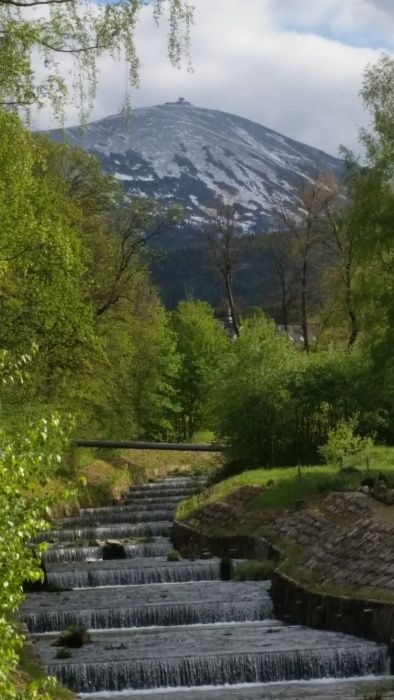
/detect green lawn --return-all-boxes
[177,446,394,520]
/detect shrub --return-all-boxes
[166,549,181,562]
[319,417,374,467]
[54,625,90,648]
[233,559,276,581]
[55,648,72,660]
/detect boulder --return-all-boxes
[102,540,126,559]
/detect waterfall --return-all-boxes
[43,546,102,563]
[57,510,175,527]
[22,598,274,633]
[36,521,172,544]
[27,471,390,698]
[45,560,223,589]
[128,487,196,498]
[42,538,172,564]
[122,497,184,507]
[81,503,177,515]
[45,645,388,693]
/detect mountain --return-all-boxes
[47,99,343,237]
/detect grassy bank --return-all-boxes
[177,445,394,523]
[49,444,221,517]
[16,640,76,700]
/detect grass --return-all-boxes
[117,446,221,480]
[233,559,276,581]
[17,639,76,699]
[48,443,221,517]
[177,445,394,521]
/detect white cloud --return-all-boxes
[31,0,393,156]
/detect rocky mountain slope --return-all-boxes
[47,99,343,236]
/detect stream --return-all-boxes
[21,474,393,698]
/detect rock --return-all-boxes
[361,477,375,489]
[359,485,370,494]
[102,540,126,560]
[54,625,90,648]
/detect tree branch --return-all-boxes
[1,0,72,6]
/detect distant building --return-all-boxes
[276,324,316,347]
[165,97,192,106]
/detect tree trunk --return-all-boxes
[301,260,309,352]
[225,273,240,338]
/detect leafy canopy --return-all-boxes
[0,0,193,120]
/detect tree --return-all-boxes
[273,176,336,351]
[345,54,394,431]
[212,315,297,467]
[205,196,242,338]
[0,0,193,120]
[37,137,183,319]
[268,230,298,331]
[131,291,181,441]
[171,300,229,439]
[0,350,74,700]
[0,113,99,410]
[310,172,360,350]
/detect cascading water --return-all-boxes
[24,472,391,699]
[20,581,273,632]
[38,622,388,693]
[43,537,172,564]
[57,509,176,526]
[36,521,172,543]
[44,558,226,588]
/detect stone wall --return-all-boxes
[173,516,394,669]
[171,521,281,561]
[271,570,394,671]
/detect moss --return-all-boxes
[233,559,276,581]
[167,549,182,561]
[17,640,77,699]
[55,648,72,660]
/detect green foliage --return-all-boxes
[55,649,72,660]
[171,300,230,438]
[211,315,297,466]
[0,359,73,698]
[0,0,193,122]
[212,312,390,467]
[166,549,182,562]
[132,297,181,440]
[233,559,275,581]
[0,113,99,422]
[54,625,90,648]
[177,449,394,522]
[319,417,374,467]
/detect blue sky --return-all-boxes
[34,0,394,156]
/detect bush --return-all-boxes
[220,557,233,580]
[166,549,181,562]
[233,559,276,581]
[54,625,90,648]
[55,648,72,659]
[319,417,374,467]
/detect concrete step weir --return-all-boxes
[44,557,228,589]
[36,521,172,544]
[42,537,172,564]
[36,622,388,693]
[81,678,394,700]
[25,470,391,697]
[56,509,175,527]
[20,581,273,632]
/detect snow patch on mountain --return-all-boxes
[46,102,343,234]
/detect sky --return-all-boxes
[34,0,394,157]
